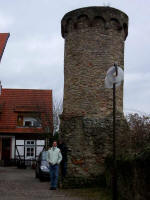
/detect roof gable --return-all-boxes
[0,88,53,135]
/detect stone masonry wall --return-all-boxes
[60,7,129,187]
[60,113,129,188]
[61,6,128,117]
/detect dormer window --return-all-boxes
[17,115,41,127]
[23,117,41,127]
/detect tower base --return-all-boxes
[60,113,129,188]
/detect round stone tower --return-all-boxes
[60,7,128,188]
[61,6,128,118]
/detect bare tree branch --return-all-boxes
[53,96,63,135]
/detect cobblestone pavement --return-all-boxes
[0,167,109,200]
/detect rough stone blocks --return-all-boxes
[60,6,129,187]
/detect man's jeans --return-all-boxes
[49,164,59,188]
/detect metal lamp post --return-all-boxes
[105,63,124,200]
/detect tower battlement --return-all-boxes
[61,6,128,40]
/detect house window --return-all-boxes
[26,147,34,157]
[23,117,41,127]
[25,140,35,158]
[24,121,32,127]
[26,140,35,145]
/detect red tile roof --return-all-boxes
[0,88,53,136]
[0,33,10,62]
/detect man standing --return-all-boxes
[47,141,62,190]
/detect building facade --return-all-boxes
[0,87,53,166]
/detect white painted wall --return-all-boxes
[36,146,44,155]
[37,140,45,145]
[16,146,24,156]
[16,140,24,145]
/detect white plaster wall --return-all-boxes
[37,140,45,145]
[16,146,24,156]
[36,146,44,156]
[16,140,24,145]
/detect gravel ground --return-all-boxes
[0,167,110,200]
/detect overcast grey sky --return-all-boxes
[0,0,150,115]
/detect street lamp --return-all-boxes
[105,63,124,200]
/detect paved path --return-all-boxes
[0,167,109,200]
